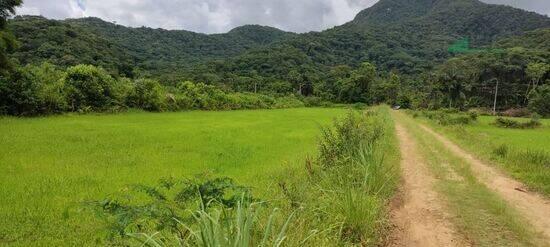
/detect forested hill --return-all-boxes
[9,16,295,78]
[8,0,550,82]
[189,0,549,83]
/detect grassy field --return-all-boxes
[0,108,347,246]
[414,114,550,196]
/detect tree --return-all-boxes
[434,58,477,109]
[26,62,68,113]
[370,72,400,105]
[287,69,303,95]
[127,79,166,111]
[525,62,549,102]
[528,84,550,117]
[338,62,376,103]
[0,0,22,73]
[64,65,118,111]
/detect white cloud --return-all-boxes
[15,0,550,34]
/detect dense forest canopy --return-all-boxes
[1,0,549,116]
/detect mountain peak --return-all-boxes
[353,0,438,24]
[352,0,486,24]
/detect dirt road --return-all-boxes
[418,123,550,242]
[389,123,468,247]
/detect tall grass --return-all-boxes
[126,197,293,247]
[275,106,399,246]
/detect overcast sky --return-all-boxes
[16,0,550,34]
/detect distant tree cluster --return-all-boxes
[0,63,315,116]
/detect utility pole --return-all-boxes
[493,78,499,115]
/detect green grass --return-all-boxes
[397,112,541,246]
[0,108,346,246]
[412,113,550,196]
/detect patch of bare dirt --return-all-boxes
[388,123,469,247]
[418,123,550,242]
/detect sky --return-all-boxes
[15,0,550,34]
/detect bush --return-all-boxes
[274,95,305,109]
[494,117,541,129]
[303,96,324,107]
[423,111,476,126]
[469,107,492,116]
[64,65,119,111]
[89,177,254,238]
[468,111,478,121]
[528,85,550,117]
[26,63,68,114]
[501,108,531,118]
[126,79,166,111]
[0,68,43,116]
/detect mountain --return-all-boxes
[195,0,549,82]
[7,0,550,82]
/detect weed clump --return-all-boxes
[493,144,509,158]
[88,177,279,245]
[418,110,477,126]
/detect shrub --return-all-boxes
[64,65,119,111]
[26,62,68,114]
[126,79,166,111]
[303,96,324,107]
[469,107,492,116]
[468,111,478,121]
[441,108,460,114]
[90,177,297,246]
[274,95,305,109]
[128,196,293,246]
[89,177,254,239]
[528,85,550,117]
[494,117,541,129]
[318,112,382,169]
[501,108,531,118]
[427,111,475,126]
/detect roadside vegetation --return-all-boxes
[408,110,550,196]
